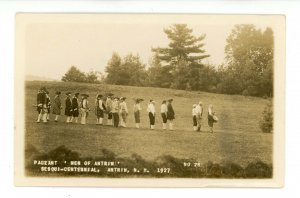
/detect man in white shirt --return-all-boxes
[147,100,156,129]
[80,94,89,125]
[196,101,203,132]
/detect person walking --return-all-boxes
[36,87,47,123]
[147,100,156,130]
[65,92,73,123]
[196,101,203,132]
[192,104,198,131]
[95,94,105,125]
[133,98,143,128]
[208,104,218,133]
[160,100,168,130]
[70,93,80,123]
[119,97,128,127]
[80,94,89,125]
[52,91,62,122]
[45,91,51,121]
[111,97,120,127]
[167,99,175,130]
[105,93,113,126]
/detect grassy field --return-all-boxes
[25,81,273,167]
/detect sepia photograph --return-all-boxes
[14,13,285,187]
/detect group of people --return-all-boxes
[35,87,218,132]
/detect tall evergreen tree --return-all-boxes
[152,24,210,90]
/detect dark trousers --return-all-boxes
[108,112,112,119]
[193,115,197,126]
[112,113,119,127]
[161,113,167,123]
[149,112,155,126]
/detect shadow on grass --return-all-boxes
[25,144,272,178]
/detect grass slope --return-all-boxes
[25,81,273,166]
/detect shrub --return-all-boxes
[259,102,273,133]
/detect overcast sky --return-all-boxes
[24,14,273,80]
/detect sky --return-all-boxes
[24,14,273,80]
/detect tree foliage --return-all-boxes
[105,53,147,86]
[151,24,210,90]
[62,66,102,83]
[61,66,86,82]
[221,25,274,97]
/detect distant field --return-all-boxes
[25,81,273,166]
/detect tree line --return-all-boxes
[62,24,274,97]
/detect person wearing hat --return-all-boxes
[80,94,89,125]
[119,97,128,127]
[196,101,204,132]
[160,100,168,130]
[65,92,73,123]
[45,91,51,122]
[111,97,120,127]
[147,100,156,129]
[52,91,62,122]
[208,104,217,133]
[95,94,105,125]
[70,93,80,123]
[133,98,143,128]
[105,93,113,126]
[167,99,175,130]
[192,104,198,131]
[36,87,47,123]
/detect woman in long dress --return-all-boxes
[65,92,73,123]
[160,100,167,130]
[208,104,217,133]
[71,93,80,123]
[133,99,142,128]
[167,99,175,130]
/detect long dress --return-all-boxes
[65,97,73,116]
[52,95,61,115]
[72,97,79,117]
[167,103,175,120]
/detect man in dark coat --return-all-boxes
[70,93,80,123]
[167,99,175,130]
[65,92,73,123]
[36,87,47,123]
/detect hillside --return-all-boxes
[25,81,273,167]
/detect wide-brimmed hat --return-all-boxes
[66,92,72,95]
[55,91,61,95]
[40,87,47,92]
[168,99,173,102]
[120,97,126,101]
[107,93,114,97]
[75,92,80,96]
[97,94,103,99]
[81,94,89,97]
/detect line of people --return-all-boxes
[35,87,218,132]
